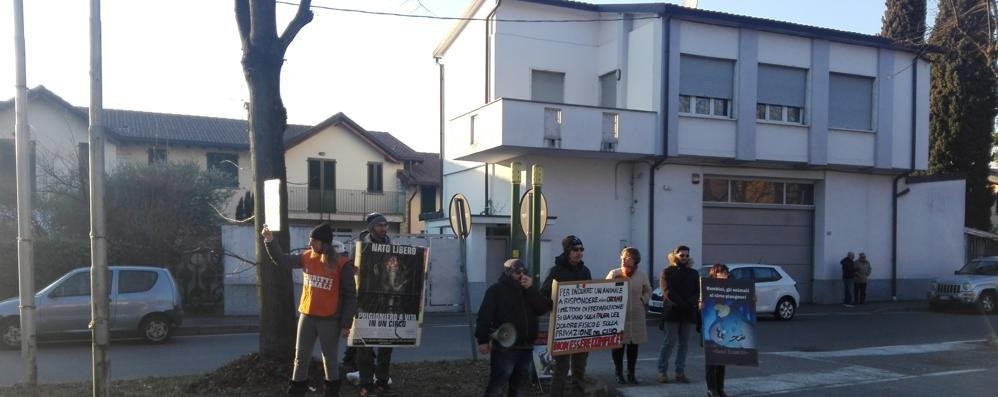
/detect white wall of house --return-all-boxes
[285,124,403,192]
[899,179,966,279]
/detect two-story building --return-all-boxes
[0,86,440,235]
[431,0,965,304]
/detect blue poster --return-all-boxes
[700,277,758,366]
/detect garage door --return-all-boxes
[702,206,813,302]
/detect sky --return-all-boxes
[0,0,917,153]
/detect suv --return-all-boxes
[648,263,801,320]
[927,256,998,314]
[0,266,183,349]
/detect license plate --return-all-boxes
[649,301,662,308]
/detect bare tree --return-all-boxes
[235,0,313,360]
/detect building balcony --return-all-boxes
[446,98,659,163]
[287,186,405,219]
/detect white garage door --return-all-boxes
[702,206,813,302]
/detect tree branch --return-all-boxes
[235,0,250,44]
[280,0,313,51]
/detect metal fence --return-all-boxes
[287,186,405,215]
[965,228,998,261]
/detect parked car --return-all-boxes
[0,266,183,349]
[927,256,998,314]
[648,263,800,321]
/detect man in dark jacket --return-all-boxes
[355,212,396,396]
[476,259,552,397]
[540,235,592,397]
[840,252,856,307]
[656,245,699,384]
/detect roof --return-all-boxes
[435,0,919,58]
[285,112,411,163]
[398,152,442,186]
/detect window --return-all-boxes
[599,70,618,108]
[757,64,807,124]
[703,177,814,205]
[531,70,565,103]
[601,112,619,151]
[543,107,562,148]
[752,267,782,282]
[367,162,383,193]
[829,73,874,130]
[52,272,91,297]
[206,152,239,187]
[118,270,158,294]
[307,159,336,212]
[679,55,734,117]
[420,186,436,214]
[469,114,477,145]
[148,148,167,164]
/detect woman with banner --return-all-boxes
[605,247,652,384]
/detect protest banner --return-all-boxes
[349,242,428,347]
[547,279,628,356]
[700,277,758,366]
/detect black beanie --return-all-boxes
[310,223,333,244]
[561,235,583,254]
[366,212,388,230]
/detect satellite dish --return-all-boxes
[490,322,517,348]
[681,0,698,8]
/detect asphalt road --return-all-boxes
[2,305,997,397]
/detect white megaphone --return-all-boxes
[490,322,517,348]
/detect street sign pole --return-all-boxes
[509,162,522,259]
[530,166,543,278]
[448,194,476,360]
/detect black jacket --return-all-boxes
[540,254,593,299]
[475,273,552,348]
[661,264,700,323]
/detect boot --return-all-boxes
[627,373,639,384]
[323,380,340,397]
[614,371,627,384]
[287,380,309,397]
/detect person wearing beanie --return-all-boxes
[606,247,652,385]
[355,212,394,396]
[261,223,355,397]
[476,259,552,397]
[541,234,592,397]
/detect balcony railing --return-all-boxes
[287,186,404,215]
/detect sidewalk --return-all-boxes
[177,300,928,336]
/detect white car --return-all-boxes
[649,263,800,321]
[0,266,183,349]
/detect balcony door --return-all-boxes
[308,159,336,213]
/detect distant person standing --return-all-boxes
[853,253,872,305]
[541,235,592,397]
[605,247,652,385]
[702,263,732,397]
[840,252,856,307]
[262,223,355,397]
[476,259,552,397]
[656,245,699,384]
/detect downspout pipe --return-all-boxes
[892,54,919,300]
[649,12,672,287]
[435,57,445,215]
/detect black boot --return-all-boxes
[287,380,309,397]
[627,373,640,384]
[615,371,627,384]
[323,380,340,397]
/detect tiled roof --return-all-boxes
[399,152,442,186]
[367,131,422,161]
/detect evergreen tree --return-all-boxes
[928,0,997,231]
[881,0,926,44]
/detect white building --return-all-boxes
[430,0,965,304]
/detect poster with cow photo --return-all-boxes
[348,242,428,347]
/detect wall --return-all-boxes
[898,178,966,297]
[284,124,403,192]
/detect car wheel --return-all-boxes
[774,297,797,320]
[139,314,172,344]
[1,318,21,350]
[977,292,996,315]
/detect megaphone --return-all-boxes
[490,322,517,348]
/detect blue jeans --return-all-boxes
[843,279,855,304]
[484,346,533,397]
[657,321,692,374]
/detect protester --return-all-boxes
[541,235,592,397]
[476,259,553,397]
[854,253,872,305]
[840,252,856,307]
[656,245,699,384]
[262,223,355,397]
[355,212,396,396]
[605,247,652,385]
[702,264,731,397]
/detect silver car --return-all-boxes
[928,256,998,314]
[0,266,183,349]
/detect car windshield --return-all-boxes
[956,260,998,275]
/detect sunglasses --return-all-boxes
[678,254,689,258]
[512,268,527,275]
[572,246,585,252]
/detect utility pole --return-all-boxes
[509,162,522,259]
[88,0,111,395]
[12,0,38,392]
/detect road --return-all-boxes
[2,306,997,397]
